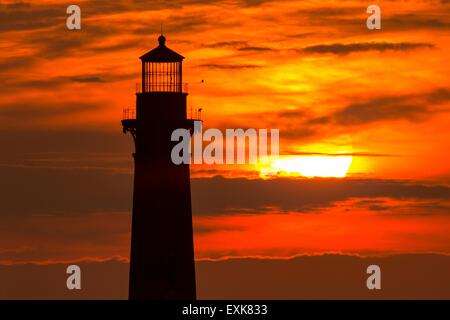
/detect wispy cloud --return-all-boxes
[191,176,450,216]
[303,42,435,55]
[237,46,272,52]
[309,88,450,126]
[198,63,264,69]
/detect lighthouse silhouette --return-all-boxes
[122,34,196,300]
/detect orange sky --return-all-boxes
[1,0,450,264]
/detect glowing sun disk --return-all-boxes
[261,156,353,178]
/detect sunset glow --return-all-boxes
[260,155,353,178]
[1,0,450,271]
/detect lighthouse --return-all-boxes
[122,35,196,300]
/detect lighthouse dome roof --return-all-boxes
[139,35,184,62]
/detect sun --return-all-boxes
[259,155,353,178]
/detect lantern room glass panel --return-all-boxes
[143,61,182,93]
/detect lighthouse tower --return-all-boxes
[122,35,196,300]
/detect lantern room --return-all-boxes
[139,35,184,93]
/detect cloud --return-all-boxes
[0,0,214,34]
[294,6,363,18]
[289,6,450,34]
[0,259,129,299]
[86,39,143,53]
[286,32,316,39]
[239,0,275,7]
[213,108,316,141]
[302,42,435,55]
[309,88,450,126]
[198,253,450,299]
[0,128,134,216]
[71,76,105,83]
[198,63,264,69]
[3,72,135,92]
[0,211,131,263]
[203,41,248,48]
[237,46,272,52]
[333,101,427,125]
[29,23,125,59]
[0,101,106,123]
[0,56,39,74]
[283,151,395,158]
[132,14,208,36]
[191,176,450,216]
[212,88,450,141]
[383,13,450,31]
[0,128,130,155]
[0,2,64,32]
[0,3,203,61]
[2,254,450,299]
[352,198,450,215]
[2,145,450,217]
[0,165,132,217]
[353,198,391,211]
